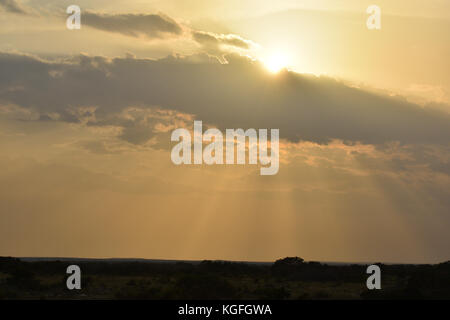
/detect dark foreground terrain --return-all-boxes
[0,257,449,300]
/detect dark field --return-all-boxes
[0,257,449,300]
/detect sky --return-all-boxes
[0,0,449,263]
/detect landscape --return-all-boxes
[0,0,449,302]
[1,256,449,299]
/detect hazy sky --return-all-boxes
[0,0,449,263]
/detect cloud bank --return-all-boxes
[0,52,449,146]
[82,12,183,39]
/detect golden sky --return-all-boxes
[0,0,449,263]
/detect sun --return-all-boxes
[264,52,290,73]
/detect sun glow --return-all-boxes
[264,52,290,73]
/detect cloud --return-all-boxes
[191,31,259,62]
[82,11,183,39]
[0,50,449,262]
[80,12,257,59]
[97,106,194,145]
[0,51,449,146]
[0,0,27,14]
[192,31,257,53]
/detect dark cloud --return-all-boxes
[82,11,183,39]
[0,52,449,146]
[0,0,27,14]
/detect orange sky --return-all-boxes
[0,0,449,263]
